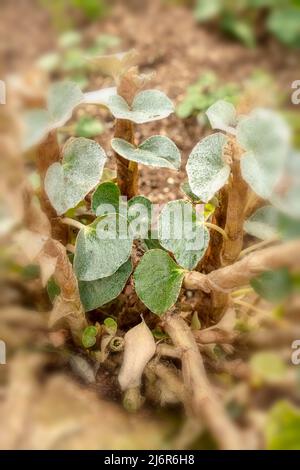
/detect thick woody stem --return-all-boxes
[163,314,244,450]
[45,238,87,344]
[114,68,142,199]
[221,139,248,266]
[184,240,300,293]
[36,131,68,244]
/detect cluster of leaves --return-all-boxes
[24,51,299,332]
[176,71,240,120]
[176,70,279,123]
[195,0,300,48]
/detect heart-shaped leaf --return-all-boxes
[83,86,117,107]
[23,109,51,151]
[206,99,237,134]
[134,249,185,315]
[107,90,174,124]
[111,136,180,169]
[79,259,132,311]
[158,200,210,270]
[45,137,107,215]
[92,181,121,215]
[180,181,202,203]
[237,109,290,199]
[47,81,84,127]
[186,132,230,202]
[74,214,132,281]
[23,82,116,150]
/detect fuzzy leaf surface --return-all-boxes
[186,132,230,202]
[134,249,184,315]
[45,137,107,215]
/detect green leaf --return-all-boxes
[111,136,180,169]
[23,80,85,150]
[82,325,98,348]
[104,317,118,335]
[267,8,300,48]
[107,90,174,124]
[92,181,121,215]
[251,268,293,303]
[45,137,107,215]
[237,109,290,199]
[206,99,237,134]
[158,200,210,270]
[23,109,51,150]
[74,215,132,281]
[79,259,132,311]
[134,249,185,315]
[75,116,104,138]
[250,352,287,385]
[266,401,300,450]
[47,81,84,126]
[47,277,61,303]
[221,13,256,48]
[186,132,230,203]
[128,196,152,238]
[180,181,202,203]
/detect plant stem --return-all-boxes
[114,68,141,199]
[163,314,244,450]
[184,240,300,293]
[62,217,85,231]
[221,140,248,266]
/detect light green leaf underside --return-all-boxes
[23,109,50,150]
[111,136,180,169]
[79,259,132,311]
[134,249,184,316]
[158,200,210,270]
[186,132,230,203]
[48,81,84,126]
[92,181,121,215]
[107,90,174,124]
[237,109,290,199]
[244,206,280,240]
[45,137,107,215]
[206,99,237,134]
[74,215,132,281]
[245,206,300,241]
